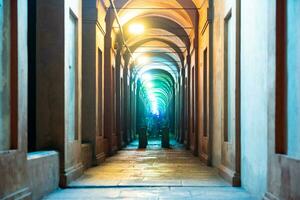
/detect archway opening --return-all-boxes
[135,66,177,148]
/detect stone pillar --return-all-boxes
[123,58,130,145]
[81,0,106,165]
[192,11,199,156]
[36,0,83,187]
[103,10,117,155]
[139,127,148,149]
[161,127,170,148]
[115,49,123,149]
[0,1,31,198]
[131,81,137,140]
[186,53,191,149]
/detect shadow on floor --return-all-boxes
[125,138,184,150]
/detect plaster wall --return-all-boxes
[65,0,82,143]
[0,0,30,198]
[64,0,83,184]
[95,3,106,161]
[36,0,65,151]
[36,0,83,187]
[189,46,197,153]
[66,8,77,142]
[103,8,115,156]
[82,1,97,145]
[0,0,10,150]
[212,0,240,186]
[82,0,106,165]
[197,0,209,163]
[225,3,236,146]
[240,0,268,197]
[212,0,237,168]
[27,151,59,200]
[286,0,300,159]
[81,144,93,170]
[265,1,300,199]
[209,0,268,195]
[211,0,223,168]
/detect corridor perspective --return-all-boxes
[0,0,300,200]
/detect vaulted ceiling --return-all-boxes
[106,0,203,115]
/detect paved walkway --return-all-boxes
[43,140,257,200]
[43,187,256,200]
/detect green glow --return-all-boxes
[132,53,179,123]
[138,69,176,117]
[146,82,154,89]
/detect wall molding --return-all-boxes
[263,192,280,200]
[1,187,31,200]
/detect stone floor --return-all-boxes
[43,139,257,200]
[43,187,257,200]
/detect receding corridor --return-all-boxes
[1,0,300,200]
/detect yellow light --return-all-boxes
[137,56,149,65]
[128,23,144,35]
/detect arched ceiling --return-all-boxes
[138,69,175,115]
[124,38,185,67]
[108,0,198,71]
[106,0,200,116]
[122,16,192,49]
[132,52,180,82]
[112,0,196,27]
[125,29,187,53]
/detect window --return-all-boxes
[66,10,78,141]
[0,0,17,151]
[203,48,208,137]
[224,9,235,142]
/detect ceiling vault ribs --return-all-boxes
[109,7,200,10]
[108,0,198,115]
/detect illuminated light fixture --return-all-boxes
[128,23,145,35]
[137,56,149,65]
[148,94,156,102]
[142,73,152,82]
[151,103,159,115]
[146,82,154,89]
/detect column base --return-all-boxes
[111,145,118,154]
[60,163,84,188]
[1,187,31,200]
[263,192,280,200]
[218,164,241,186]
[200,153,209,165]
[95,152,106,165]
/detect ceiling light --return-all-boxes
[142,73,152,81]
[137,56,149,65]
[128,23,145,35]
[146,82,154,89]
[148,93,156,101]
[151,104,159,115]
